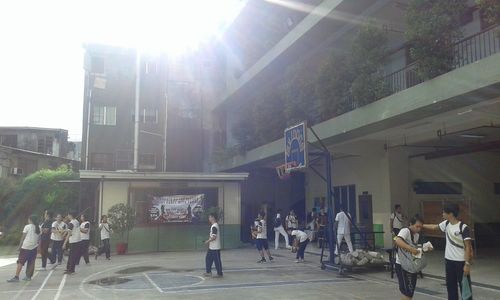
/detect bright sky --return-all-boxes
[0,0,243,141]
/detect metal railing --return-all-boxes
[385,25,500,94]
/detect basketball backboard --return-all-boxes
[284,121,307,172]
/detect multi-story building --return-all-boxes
[0,127,78,178]
[210,0,500,248]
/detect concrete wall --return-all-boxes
[409,152,500,224]
[98,180,243,252]
[305,140,393,247]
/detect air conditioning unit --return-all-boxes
[11,167,23,175]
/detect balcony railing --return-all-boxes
[385,25,500,94]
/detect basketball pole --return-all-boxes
[308,126,336,265]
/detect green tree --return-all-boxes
[282,61,320,126]
[406,0,468,79]
[350,24,390,106]
[252,91,287,146]
[316,53,355,120]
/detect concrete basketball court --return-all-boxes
[0,248,499,300]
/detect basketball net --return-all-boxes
[275,162,297,180]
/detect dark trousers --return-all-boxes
[97,238,111,258]
[296,239,309,260]
[445,259,472,300]
[205,249,223,276]
[66,242,81,273]
[50,240,64,263]
[78,240,90,264]
[40,239,50,268]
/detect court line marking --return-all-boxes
[31,269,54,300]
[143,272,163,293]
[0,289,59,294]
[13,271,40,300]
[79,260,150,300]
[54,274,67,300]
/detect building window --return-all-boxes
[93,105,116,125]
[144,108,158,123]
[139,153,156,169]
[37,136,53,154]
[131,108,159,124]
[91,56,105,74]
[116,150,133,170]
[91,153,114,170]
[145,60,158,74]
[0,135,17,148]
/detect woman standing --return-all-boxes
[50,214,67,265]
[95,215,112,260]
[7,215,40,282]
[79,214,91,265]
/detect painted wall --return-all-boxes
[305,140,393,247]
[98,180,243,252]
[409,152,500,224]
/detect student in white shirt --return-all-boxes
[203,213,223,278]
[254,212,274,263]
[78,214,91,265]
[394,215,431,300]
[273,209,291,250]
[288,229,310,263]
[7,215,40,282]
[50,214,67,265]
[96,215,112,260]
[423,203,473,300]
[391,204,405,236]
[334,205,354,255]
[64,211,81,275]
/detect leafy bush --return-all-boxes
[107,203,136,242]
[406,0,467,79]
[1,165,79,238]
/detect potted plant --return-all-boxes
[107,203,135,255]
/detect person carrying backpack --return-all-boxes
[394,215,433,300]
[423,203,473,300]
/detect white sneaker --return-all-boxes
[38,267,47,271]
[286,246,292,249]
[295,259,300,263]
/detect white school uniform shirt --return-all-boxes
[391,212,404,229]
[68,219,81,244]
[80,221,90,240]
[395,227,420,264]
[256,219,267,239]
[100,223,111,240]
[439,220,472,261]
[209,223,221,250]
[292,230,308,243]
[51,221,67,241]
[335,211,351,234]
[21,224,39,250]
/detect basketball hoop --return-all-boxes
[275,162,297,180]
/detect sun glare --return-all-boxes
[81,0,244,54]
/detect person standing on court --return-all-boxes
[64,211,81,275]
[203,213,223,278]
[96,215,112,260]
[285,210,298,247]
[423,203,473,300]
[255,212,274,263]
[334,204,354,255]
[79,214,91,265]
[50,213,67,265]
[38,210,53,271]
[7,215,40,282]
[273,209,291,250]
[391,204,405,236]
